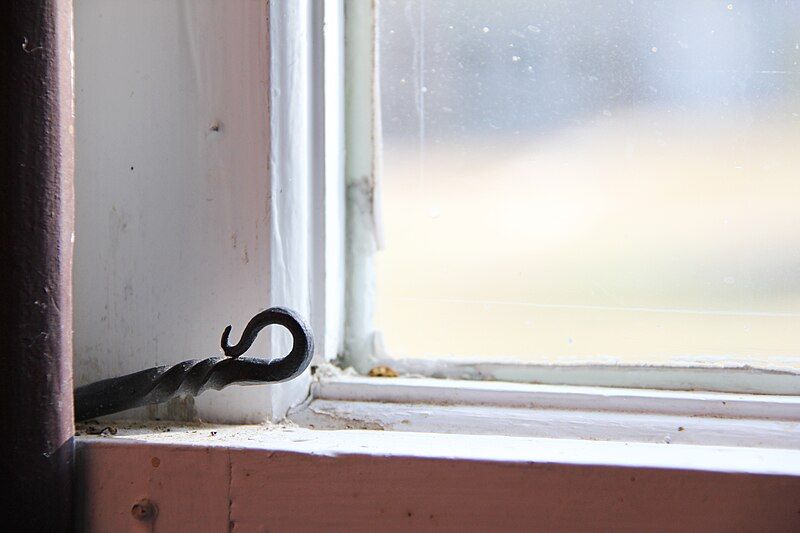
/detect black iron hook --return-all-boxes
[74,307,314,422]
[221,307,302,358]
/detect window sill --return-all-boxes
[290,374,800,450]
[76,423,800,531]
[76,373,800,474]
[76,383,800,530]
[77,422,800,477]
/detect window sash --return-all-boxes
[338,0,800,395]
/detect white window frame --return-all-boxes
[72,0,800,427]
[74,7,800,529]
[270,0,344,368]
[331,0,800,398]
[259,0,800,454]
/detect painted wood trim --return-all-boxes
[265,0,317,418]
[77,433,800,531]
[293,399,800,449]
[343,0,382,374]
[368,356,800,395]
[268,0,345,414]
[315,0,346,364]
[291,375,800,449]
[312,375,800,420]
[75,426,800,475]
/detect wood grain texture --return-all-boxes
[78,439,800,532]
[78,441,231,532]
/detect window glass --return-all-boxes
[375,0,800,367]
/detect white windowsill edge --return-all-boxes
[75,424,800,477]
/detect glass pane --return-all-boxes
[375,0,800,369]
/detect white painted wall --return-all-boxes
[74,0,308,422]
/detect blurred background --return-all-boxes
[374,0,800,368]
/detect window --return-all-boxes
[72,0,798,427]
[70,5,800,530]
[339,0,800,394]
[69,9,800,531]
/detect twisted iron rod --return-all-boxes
[74,307,313,421]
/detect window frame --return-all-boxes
[71,9,800,528]
[72,0,799,427]
[333,0,800,397]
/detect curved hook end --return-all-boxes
[220,324,234,357]
[220,307,313,369]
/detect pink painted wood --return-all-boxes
[79,441,800,532]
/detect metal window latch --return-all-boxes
[74,307,313,421]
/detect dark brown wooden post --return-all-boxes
[0,1,75,529]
